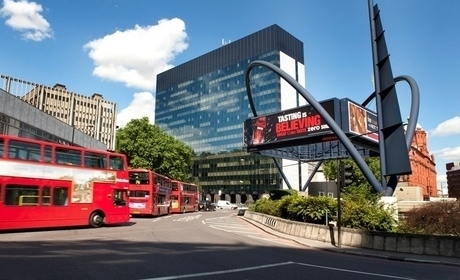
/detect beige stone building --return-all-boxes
[1,75,117,150]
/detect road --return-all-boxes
[0,209,459,280]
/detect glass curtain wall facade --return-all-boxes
[155,25,305,197]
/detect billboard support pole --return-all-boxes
[272,157,292,189]
[302,160,323,192]
[368,0,387,190]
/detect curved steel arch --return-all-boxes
[385,75,420,194]
[245,60,384,193]
[361,75,420,152]
[361,74,420,195]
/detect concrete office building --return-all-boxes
[446,162,460,200]
[155,24,319,196]
[1,75,116,150]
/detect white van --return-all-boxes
[216,200,238,210]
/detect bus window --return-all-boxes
[42,186,51,206]
[0,137,4,157]
[53,187,69,206]
[155,174,167,186]
[129,190,149,197]
[129,171,149,184]
[56,147,82,166]
[8,140,41,161]
[109,155,124,170]
[84,152,107,169]
[157,195,166,204]
[5,185,39,206]
[113,189,127,206]
[44,145,52,163]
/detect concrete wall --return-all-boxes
[244,211,460,258]
[393,184,424,201]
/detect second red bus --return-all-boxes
[170,180,198,213]
[128,169,172,216]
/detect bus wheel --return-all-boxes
[182,207,186,213]
[89,212,104,228]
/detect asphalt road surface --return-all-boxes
[1,209,459,280]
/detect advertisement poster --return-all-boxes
[347,101,378,142]
[244,99,337,150]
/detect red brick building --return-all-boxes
[399,125,437,200]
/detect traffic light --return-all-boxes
[340,163,353,188]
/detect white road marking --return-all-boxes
[140,261,294,280]
[173,215,201,222]
[247,235,302,247]
[208,224,248,228]
[204,215,300,246]
[140,260,416,280]
[209,225,254,234]
[295,262,416,279]
[129,217,162,223]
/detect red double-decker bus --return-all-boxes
[0,134,130,231]
[128,169,172,216]
[170,180,198,213]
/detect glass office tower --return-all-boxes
[155,24,307,197]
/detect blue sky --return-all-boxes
[1,0,459,188]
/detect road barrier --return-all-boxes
[244,211,460,258]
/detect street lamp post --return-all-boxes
[440,182,448,197]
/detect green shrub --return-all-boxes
[249,198,279,216]
[340,199,395,231]
[278,195,305,221]
[340,187,396,232]
[249,183,396,232]
[286,195,337,224]
[268,189,297,200]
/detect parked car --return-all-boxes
[198,200,216,211]
[237,205,248,216]
[216,200,238,210]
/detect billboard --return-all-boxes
[243,98,341,152]
[341,99,378,144]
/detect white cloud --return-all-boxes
[437,174,446,184]
[83,18,188,91]
[116,91,155,128]
[434,146,460,162]
[430,116,460,137]
[0,0,53,41]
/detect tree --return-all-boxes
[322,157,395,231]
[115,117,194,181]
[322,157,381,190]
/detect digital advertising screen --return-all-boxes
[243,98,340,151]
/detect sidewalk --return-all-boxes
[240,216,460,267]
